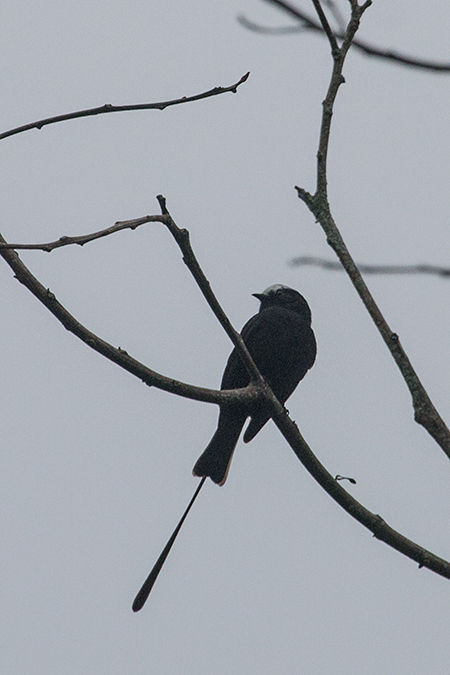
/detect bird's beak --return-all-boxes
[252,293,265,301]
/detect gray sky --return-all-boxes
[2,1,450,673]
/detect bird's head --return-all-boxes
[253,285,312,324]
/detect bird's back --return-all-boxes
[222,305,316,404]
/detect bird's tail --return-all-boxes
[193,410,246,486]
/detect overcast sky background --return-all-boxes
[2,1,450,674]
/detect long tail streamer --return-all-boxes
[132,477,207,612]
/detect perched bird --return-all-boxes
[132,285,317,611]
[193,285,316,485]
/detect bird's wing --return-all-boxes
[219,313,260,390]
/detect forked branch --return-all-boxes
[0,223,260,408]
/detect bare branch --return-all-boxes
[0,228,261,408]
[291,256,450,278]
[238,2,450,72]
[273,411,450,582]
[0,72,250,142]
[295,3,450,459]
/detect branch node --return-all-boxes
[418,552,431,569]
[157,195,168,214]
[295,186,314,207]
[371,514,386,539]
[231,71,250,92]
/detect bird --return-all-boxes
[132,285,317,612]
[192,284,317,485]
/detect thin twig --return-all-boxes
[311,0,339,54]
[295,2,450,458]
[0,217,165,251]
[238,17,305,34]
[238,2,450,72]
[0,72,250,141]
[290,256,450,278]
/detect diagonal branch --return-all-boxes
[295,1,450,459]
[311,0,339,55]
[0,72,250,142]
[154,195,267,385]
[272,410,450,581]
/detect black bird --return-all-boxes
[132,285,316,611]
[193,285,317,485]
